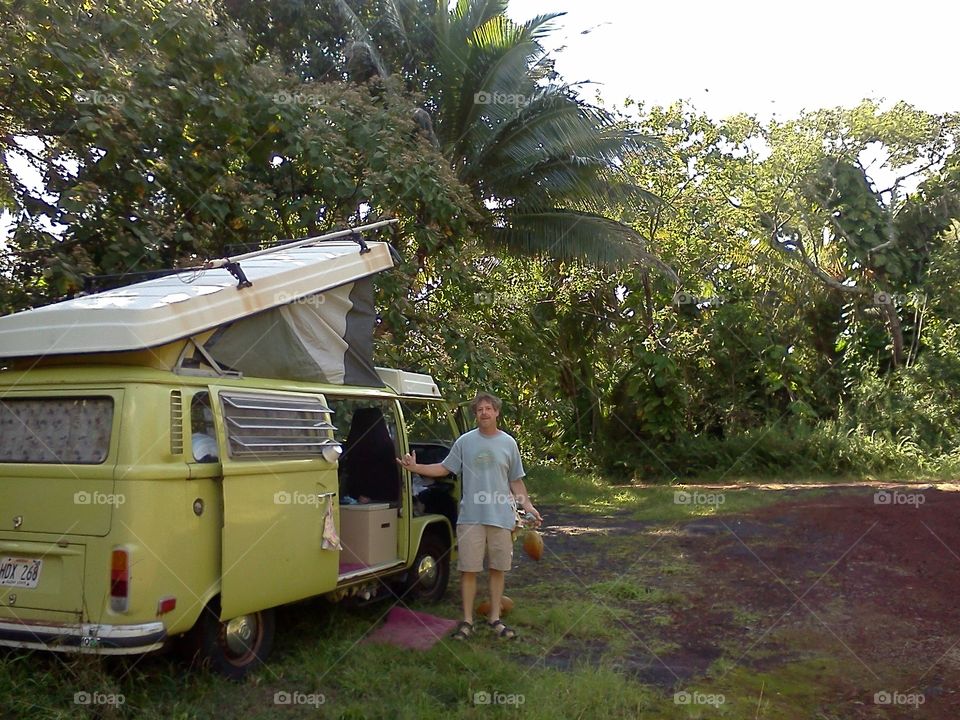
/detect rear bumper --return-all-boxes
[0,619,166,655]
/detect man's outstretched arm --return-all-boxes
[397,451,451,478]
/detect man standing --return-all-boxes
[398,392,542,640]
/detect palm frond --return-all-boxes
[490,158,662,215]
[453,0,510,40]
[516,12,566,43]
[381,0,408,37]
[469,91,661,185]
[471,12,562,49]
[491,208,679,278]
[446,37,540,157]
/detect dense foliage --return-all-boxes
[3,0,960,479]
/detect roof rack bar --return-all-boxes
[204,218,397,268]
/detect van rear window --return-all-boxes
[0,397,114,464]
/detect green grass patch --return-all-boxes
[590,579,685,607]
[519,598,627,643]
[525,465,843,522]
[0,617,665,720]
[701,656,850,719]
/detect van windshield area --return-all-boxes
[0,397,113,464]
[327,398,401,505]
[400,400,459,525]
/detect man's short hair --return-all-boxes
[470,392,502,414]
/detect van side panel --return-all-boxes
[1,389,124,538]
[106,473,222,637]
[218,461,340,618]
[4,467,118,537]
[96,383,222,636]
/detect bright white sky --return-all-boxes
[507,0,959,120]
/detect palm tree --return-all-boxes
[333,0,674,274]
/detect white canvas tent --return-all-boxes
[0,222,397,386]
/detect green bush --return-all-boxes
[601,418,955,482]
[842,324,960,455]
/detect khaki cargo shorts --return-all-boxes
[456,523,513,572]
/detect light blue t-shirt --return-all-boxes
[442,429,525,529]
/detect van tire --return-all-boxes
[182,599,275,681]
[406,533,450,603]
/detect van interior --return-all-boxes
[327,397,459,578]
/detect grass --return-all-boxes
[525,464,835,522]
[590,579,685,606]
[0,466,913,719]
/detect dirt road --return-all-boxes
[506,486,960,718]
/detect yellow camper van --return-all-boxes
[0,221,461,678]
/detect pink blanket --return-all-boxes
[364,607,459,650]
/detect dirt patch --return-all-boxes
[507,486,960,718]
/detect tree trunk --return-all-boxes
[880,299,905,368]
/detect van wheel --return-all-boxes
[183,600,275,680]
[407,534,449,603]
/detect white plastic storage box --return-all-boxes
[339,504,397,565]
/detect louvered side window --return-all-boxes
[220,392,336,459]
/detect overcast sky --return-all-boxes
[507,0,959,120]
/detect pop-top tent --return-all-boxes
[0,220,398,386]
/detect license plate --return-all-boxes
[0,557,42,588]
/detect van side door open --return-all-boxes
[212,388,341,619]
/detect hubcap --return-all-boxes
[224,614,257,656]
[417,555,438,586]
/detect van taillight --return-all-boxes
[110,548,129,612]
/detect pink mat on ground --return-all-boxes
[364,607,459,650]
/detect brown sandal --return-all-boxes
[450,620,473,640]
[488,619,517,640]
